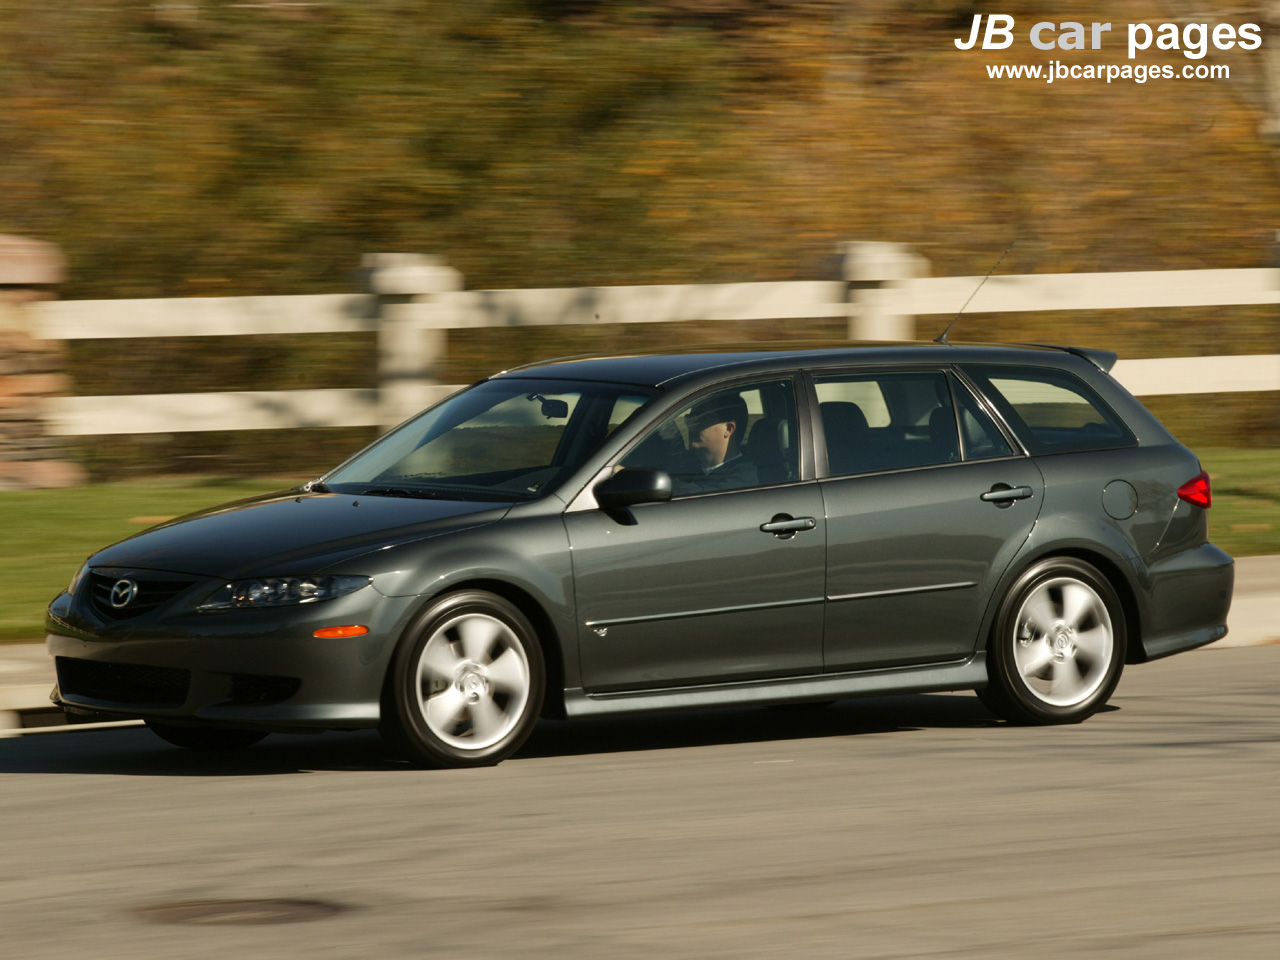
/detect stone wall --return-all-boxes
[0,236,84,490]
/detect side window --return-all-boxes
[963,365,1134,455]
[810,378,890,427]
[953,377,1015,461]
[618,378,799,496]
[816,370,959,476]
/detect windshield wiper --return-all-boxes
[361,486,450,500]
[363,484,530,503]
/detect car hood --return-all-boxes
[88,490,514,580]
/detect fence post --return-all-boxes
[0,236,85,489]
[365,254,464,429]
[839,241,927,341]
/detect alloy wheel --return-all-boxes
[414,612,532,751]
[1011,576,1114,708]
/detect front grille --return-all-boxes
[89,574,196,620]
[56,657,190,707]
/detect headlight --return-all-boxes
[68,561,90,596]
[197,575,371,612]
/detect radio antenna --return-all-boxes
[935,240,1015,344]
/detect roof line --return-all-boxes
[1004,343,1119,372]
[502,351,604,374]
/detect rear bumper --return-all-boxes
[1130,543,1234,662]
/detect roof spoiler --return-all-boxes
[1012,343,1118,373]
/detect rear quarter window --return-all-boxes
[961,365,1135,455]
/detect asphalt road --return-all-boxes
[1,645,1279,959]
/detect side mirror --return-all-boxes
[594,468,672,511]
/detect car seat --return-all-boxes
[820,401,871,475]
[744,417,794,484]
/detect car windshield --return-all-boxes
[323,378,655,501]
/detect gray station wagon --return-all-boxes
[46,342,1234,766]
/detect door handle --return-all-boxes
[980,485,1034,504]
[760,515,817,539]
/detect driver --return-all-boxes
[672,392,758,495]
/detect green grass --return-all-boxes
[1199,448,1280,560]
[1,450,1275,644]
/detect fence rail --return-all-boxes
[32,293,378,340]
[26,246,1280,437]
[901,268,1280,315]
[39,357,1280,437]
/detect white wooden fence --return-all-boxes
[28,245,1280,436]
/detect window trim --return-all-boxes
[944,372,965,460]
[948,367,1029,460]
[800,370,826,480]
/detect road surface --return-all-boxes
[1,644,1279,959]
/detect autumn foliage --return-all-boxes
[1,1,1276,473]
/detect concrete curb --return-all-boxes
[0,684,52,712]
[0,684,64,737]
[0,685,142,738]
[1206,592,1280,649]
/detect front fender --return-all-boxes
[329,513,580,688]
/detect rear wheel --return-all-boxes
[381,591,545,768]
[145,721,268,750]
[982,558,1126,725]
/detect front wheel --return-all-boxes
[381,591,545,768]
[982,558,1126,725]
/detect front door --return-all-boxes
[565,376,826,692]
[566,485,827,691]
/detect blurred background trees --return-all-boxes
[1,0,1277,476]
[7,0,1280,293]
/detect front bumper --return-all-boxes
[46,585,419,731]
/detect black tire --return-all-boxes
[381,590,546,768]
[983,557,1126,725]
[145,720,268,750]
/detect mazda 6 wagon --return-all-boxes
[46,342,1234,766]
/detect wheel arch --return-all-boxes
[982,543,1145,665]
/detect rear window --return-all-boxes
[961,365,1134,455]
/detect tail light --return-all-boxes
[1177,470,1212,509]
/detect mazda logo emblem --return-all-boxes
[110,579,139,609]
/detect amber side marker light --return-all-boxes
[1177,470,1212,509]
[313,625,370,639]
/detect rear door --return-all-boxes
[815,368,1044,671]
[959,363,1178,557]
